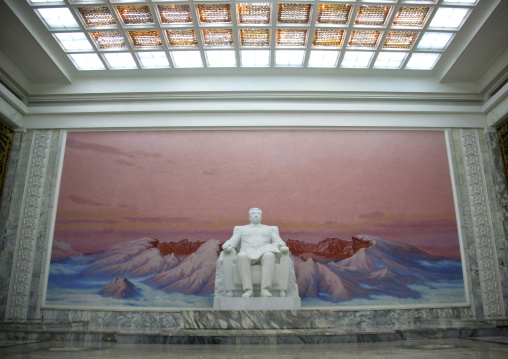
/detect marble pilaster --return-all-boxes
[5,130,52,321]
[460,129,504,318]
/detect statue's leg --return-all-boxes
[236,252,253,293]
[260,252,275,297]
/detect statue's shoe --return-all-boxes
[242,289,253,298]
[261,289,272,297]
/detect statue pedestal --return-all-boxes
[213,296,301,310]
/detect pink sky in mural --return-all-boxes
[54,130,460,258]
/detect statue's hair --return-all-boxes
[249,208,262,214]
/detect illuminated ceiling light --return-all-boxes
[206,50,237,67]
[316,4,352,25]
[116,5,153,25]
[171,51,203,68]
[128,31,162,48]
[417,32,453,50]
[355,5,391,26]
[36,8,80,29]
[30,0,65,3]
[69,0,106,3]
[341,51,374,68]
[68,53,104,70]
[137,52,170,68]
[198,4,231,23]
[240,50,270,67]
[54,32,93,51]
[77,7,115,27]
[443,0,476,3]
[374,52,407,68]
[348,30,382,48]
[103,53,137,69]
[278,4,312,24]
[383,31,418,49]
[275,50,305,67]
[429,8,469,28]
[240,29,270,47]
[202,29,234,47]
[157,4,192,24]
[313,29,345,47]
[308,50,339,68]
[237,3,271,24]
[393,7,430,27]
[276,29,307,46]
[90,31,126,49]
[166,30,198,47]
[405,52,440,69]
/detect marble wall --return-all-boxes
[0,128,507,341]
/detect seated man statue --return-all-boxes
[222,208,288,298]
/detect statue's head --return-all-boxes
[249,208,262,224]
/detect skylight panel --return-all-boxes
[103,53,137,69]
[157,4,192,24]
[405,52,440,69]
[30,0,65,3]
[137,52,170,68]
[308,50,339,68]
[206,50,237,67]
[69,53,105,70]
[198,4,232,24]
[374,52,407,68]
[355,5,391,26]
[202,29,234,47]
[417,32,454,50]
[241,50,270,67]
[77,7,115,27]
[54,32,93,51]
[277,29,307,47]
[171,51,203,68]
[237,3,271,25]
[275,50,305,67]
[316,4,352,25]
[313,30,345,48]
[429,8,469,29]
[278,4,312,24]
[240,29,270,47]
[341,51,374,68]
[36,8,80,29]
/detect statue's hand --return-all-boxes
[223,246,233,253]
[280,246,289,254]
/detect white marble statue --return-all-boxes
[222,208,288,298]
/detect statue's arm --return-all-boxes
[223,226,241,251]
[271,226,287,249]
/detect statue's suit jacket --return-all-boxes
[223,224,286,261]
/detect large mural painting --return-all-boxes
[46,130,466,308]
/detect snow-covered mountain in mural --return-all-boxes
[46,235,465,308]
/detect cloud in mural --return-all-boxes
[115,159,136,167]
[66,137,134,158]
[321,220,337,227]
[122,216,215,224]
[68,194,110,207]
[134,150,164,159]
[359,211,384,219]
[56,217,118,224]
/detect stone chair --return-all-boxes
[222,246,291,297]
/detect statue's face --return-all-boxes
[249,209,262,224]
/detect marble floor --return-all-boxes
[1,338,508,358]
